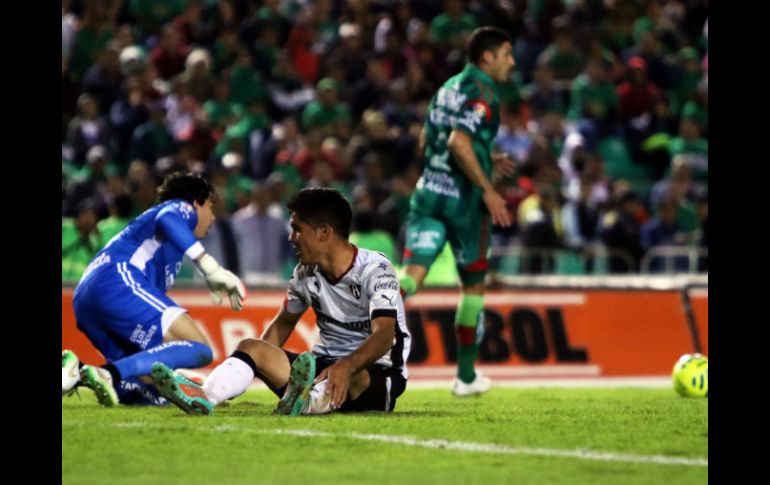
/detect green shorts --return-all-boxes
[402,204,491,286]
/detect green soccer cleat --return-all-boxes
[80,365,119,406]
[62,350,80,396]
[275,352,316,416]
[151,362,213,416]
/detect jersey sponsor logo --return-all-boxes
[409,229,442,250]
[349,283,361,299]
[418,170,460,198]
[377,273,397,279]
[81,253,111,280]
[379,294,396,306]
[129,324,157,349]
[316,310,371,331]
[378,263,388,270]
[436,87,467,111]
[374,280,399,292]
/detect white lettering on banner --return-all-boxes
[221,320,258,356]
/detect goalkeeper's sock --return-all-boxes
[455,294,484,384]
[202,351,257,406]
[113,341,213,380]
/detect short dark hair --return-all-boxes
[466,27,511,65]
[287,187,353,239]
[157,171,215,205]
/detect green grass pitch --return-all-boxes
[63,387,707,485]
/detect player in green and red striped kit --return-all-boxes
[399,27,516,396]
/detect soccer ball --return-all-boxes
[671,353,708,398]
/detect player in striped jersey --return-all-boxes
[62,172,246,407]
[398,27,516,397]
[152,188,411,415]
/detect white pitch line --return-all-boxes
[63,421,706,468]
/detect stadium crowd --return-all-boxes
[62,0,708,283]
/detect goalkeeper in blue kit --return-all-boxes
[61,171,246,406]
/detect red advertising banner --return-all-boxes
[62,288,707,377]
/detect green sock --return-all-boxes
[398,272,418,298]
[455,294,484,383]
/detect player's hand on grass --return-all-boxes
[196,254,247,311]
[315,359,354,410]
[483,188,512,227]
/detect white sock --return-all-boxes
[202,357,255,406]
[304,379,334,415]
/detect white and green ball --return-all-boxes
[671,353,708,398]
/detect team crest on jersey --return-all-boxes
[349,283,361,299]
[473,102,486,119]
[177,202,194,220]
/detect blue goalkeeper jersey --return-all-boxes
[77,199,204,293]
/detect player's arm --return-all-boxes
[316,315,396,409]
[157,208,246,310]
[261,306,304,347]
[447,129,512,227]
[418,126,427,159]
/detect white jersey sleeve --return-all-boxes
[285,264,311,314]
[363,259,400,320]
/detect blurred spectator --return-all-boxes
[429,0,477,51]
[522,63,568,118]
[175,48,215,103]
[521,186,563,274]
[174,0,216,47]
[496,103,534,167]
[231,182,293,283]
[567,58,619,143]
[203,77,243,132]
[129,101,173,166]
[348,56,391,122]
[96,193,134,249]
[62,199,101,283]
[129,0,187,37]
[65,93,112,166]
[326,22,368,87]
[67,0,114,84]
[292,130,343,182]
[617,56,659,123]
[667,118,708,183]
[640,194,693,273]
[537,23,585,83]
[266,53,316,117]
[349,210,397,265]
[599,189,645,273]
[109,77,150,165]
[228,48,268,106]
[63,145,114,218]
[150,24,190,81]
[561,176,600,251]
[82,43,123,115]
[301,78,351,134]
